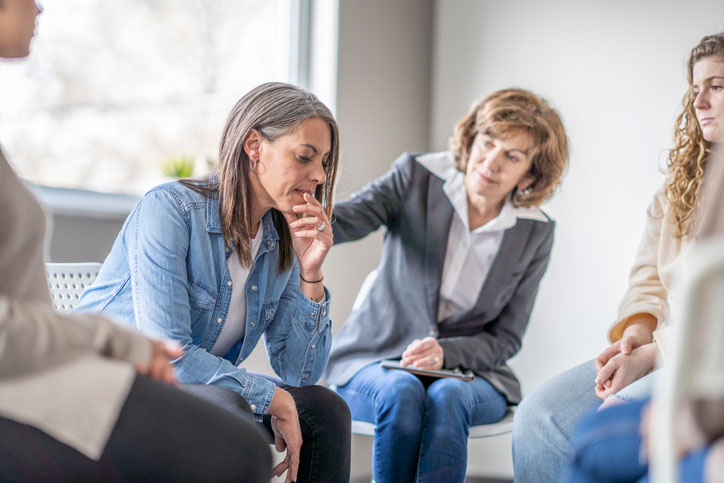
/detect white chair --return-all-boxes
[348,407,516,439]
[45,262,102,313]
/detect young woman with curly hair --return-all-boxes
[513,31,724,483]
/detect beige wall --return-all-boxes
[327,0,434,335]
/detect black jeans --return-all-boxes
[0,376,272,482]
[187,381,352,483]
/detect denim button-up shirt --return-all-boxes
[75,181,332,419]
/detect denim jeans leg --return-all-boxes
[567,399,649,483]
[638,445,709,483]
[337,363,426,483]
[417,376,507,483]
[512,359,601,483]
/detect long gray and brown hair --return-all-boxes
[183,82,340,272]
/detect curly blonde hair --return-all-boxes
[666,32,724,238]
[450,88,569,207]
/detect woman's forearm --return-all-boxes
[299,269,325,302]
[621,313,657,343]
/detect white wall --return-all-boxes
[431,0,724,396]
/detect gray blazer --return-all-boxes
[324,152,554,403]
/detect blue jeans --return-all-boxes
[567,398,708,483]
[513,360,602,482]
[512,359,658,482]
[337,362,507,483]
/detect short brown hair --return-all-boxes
[450,88,569,207]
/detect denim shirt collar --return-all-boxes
[205,190,280,253]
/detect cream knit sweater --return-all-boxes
[0,152,151,459]
[607,185,694,365]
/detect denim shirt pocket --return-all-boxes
[262,298,280,323]
[188,278,217,330]
[261,298,281,356]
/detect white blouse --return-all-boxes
[416,152,548,322]
[211,224,264,356]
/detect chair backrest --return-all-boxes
[45,262,102,313]
[351,269,378,312]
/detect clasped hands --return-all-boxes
[594,316,658,400]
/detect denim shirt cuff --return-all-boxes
[240,374,278,421]
[296,286,331,332]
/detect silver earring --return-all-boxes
[250,158,258,173]
[520,186,533,195]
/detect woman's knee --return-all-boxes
[426,378,472,403]
[514,383,558,438]
[375,370,426,409]
[181,383,253,417]
[290,385,351,435]
[363,371,425,434]
[515,361,597,433]
[425,378,505,428]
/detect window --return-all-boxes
[0,0,294,195]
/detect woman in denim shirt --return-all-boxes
[76,82,351,483]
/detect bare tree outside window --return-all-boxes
[0,0,291,194]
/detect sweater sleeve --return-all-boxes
[608,189,671,342]
[0,295,151,379]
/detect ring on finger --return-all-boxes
[316,221,327,232]
[433,356,440,365]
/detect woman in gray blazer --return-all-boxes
[324,88,569,482]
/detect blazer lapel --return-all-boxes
[423,175,454,320]
[445,219,533,325]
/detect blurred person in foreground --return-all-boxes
[0,1,272,481]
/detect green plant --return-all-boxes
[161,155,195,178]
